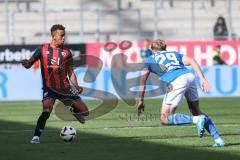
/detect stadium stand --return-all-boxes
[0,0,239,44]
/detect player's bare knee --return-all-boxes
[43,104,53,112]
[42,98,54,112]
[43,108,52,113]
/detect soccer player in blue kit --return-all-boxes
[137,39,225,147]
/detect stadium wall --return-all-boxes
[0,41,239,101]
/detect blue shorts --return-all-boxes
[42,88,80,102]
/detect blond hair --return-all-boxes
[151,39,167,51]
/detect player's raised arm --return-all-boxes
[137,69,150,115]
[21,47,41,69]
[182,55,210,93]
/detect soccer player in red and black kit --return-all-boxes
[22,24,89,144]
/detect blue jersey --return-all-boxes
[144,51,190,83]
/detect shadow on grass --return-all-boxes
[0,120,239,160]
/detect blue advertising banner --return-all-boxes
[0,66,239,101]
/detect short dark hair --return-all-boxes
[51,24,65,36]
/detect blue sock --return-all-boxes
[167,114,193,125]
[204,114,220,139]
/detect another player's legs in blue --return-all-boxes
[187,100,225,147]
[165,112,225,147]
[167,114,192,124]
[204,114,225,147]
[166,113,206,137]
[161,99,224,147]
[161,105,206,138]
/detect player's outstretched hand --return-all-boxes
[201,78,211,93]
[137,101,145,116]
[21,59,31,69]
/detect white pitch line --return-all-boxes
[102,123,240,130]
[0,123,239,133]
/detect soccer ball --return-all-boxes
[60,125,77,142]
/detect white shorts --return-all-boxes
[162,72,199,108]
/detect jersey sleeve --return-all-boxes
[32,46,41,61]
[66,49,74,68]
[176,52,185,66]
[68,49,73,60]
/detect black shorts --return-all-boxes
[42,88,80,102]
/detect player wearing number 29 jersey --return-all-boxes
[138,39,225,147]
[145,51,190,84]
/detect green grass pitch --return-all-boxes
[0,98,240,160]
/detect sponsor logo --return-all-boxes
[61,52,66,57]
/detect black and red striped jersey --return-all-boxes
[32,44,73,92]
